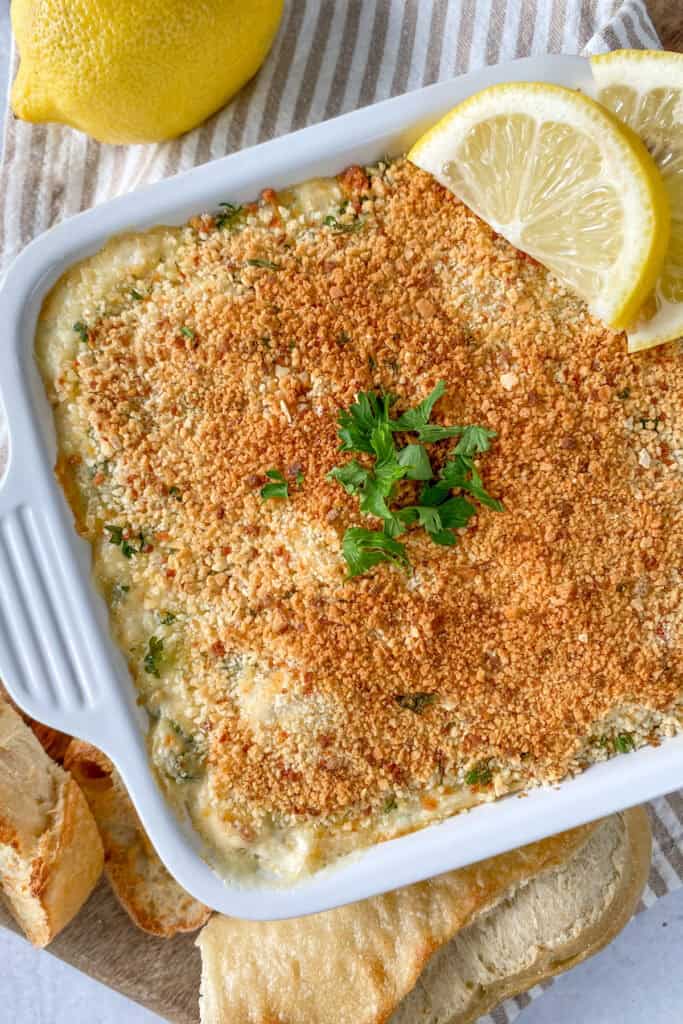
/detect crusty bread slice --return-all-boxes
[0,700,104,947]
[64,739,210,937]
[0,682,71,763]
[197,819,599,1024]
[389,806,650,1024]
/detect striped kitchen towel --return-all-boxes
[0,3,679,1024]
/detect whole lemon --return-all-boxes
[11,0,284,144]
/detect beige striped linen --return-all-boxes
[0,3,679,1022]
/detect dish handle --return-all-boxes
[0,425,107,731]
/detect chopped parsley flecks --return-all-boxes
[328,381,502,577]
[247,258,282,271]
[130,288,144,301]
[614,732,635,754]
[260,468,289,501]
[161,720,204,783]
[111,583,130,606]
[465,762,493,787]
[73,321,89,344]
[159,611,176,625]
[215,201,243,231]
[323,213,364,233]
[394,691,437,714]
[168,485,182,501]
[259,467,305,501]
[104,524,146,559]
[144,636,164,678]
[180,326,195,340]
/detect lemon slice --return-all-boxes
[408,82,669,330]
[592,50,683,351]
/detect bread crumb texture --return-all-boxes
[36,159,682,879]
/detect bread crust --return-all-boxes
[197,820,600,1024]
[197,810,650,1024]
[0,700,103,947]
[446,806,651,1024]
[64,740,210,937]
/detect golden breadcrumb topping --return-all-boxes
[37,159,682,877]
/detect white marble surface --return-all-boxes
[2,9,683,1023]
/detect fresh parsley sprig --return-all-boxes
[328,382,502,577]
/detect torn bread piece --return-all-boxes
[390,807,651,1024]
[197,819,600,1024]
[64,740,210,937]
[198,811,649,1024]
[0,700,103,947]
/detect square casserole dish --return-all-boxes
[0,53,679,919]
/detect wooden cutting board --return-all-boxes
[0,883,201,1023]
[1,6,680,1021]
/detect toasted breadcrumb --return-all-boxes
[37,159,683,877]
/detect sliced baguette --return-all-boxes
[64,739,210,937]
[0,699,104,947]
[390,806,651,1024]
[197,819,600,1024]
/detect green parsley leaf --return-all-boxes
[327,460,369,495]
[338,391,393,454]
[396,443,432,480]
[437,496,476,529]
[370,420,396,466]
[168,485,182,501]
[342,527,409,578]
[159,611,176,625]
[144,636,164,678]
[383,795,398,813]
[359,474,396,522]
[614,732,635,754]
[130,288,144,301]
[455,425,497,456]
[616,387,630,400]
[394,692,437,714]
[414,424,464,443]
[260,468,289,501]
[391,380,446,431]
[73,321,89,343]
[429,528,458,546]
[216,201,243,230]
[247,258,282,270]
[412,504,443,534]
[180,326,195,340]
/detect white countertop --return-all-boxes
[1,10,683,1022]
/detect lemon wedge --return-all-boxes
[592,50,683,351]
[408,82,669,330]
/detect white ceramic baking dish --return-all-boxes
[1,53,680,919]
